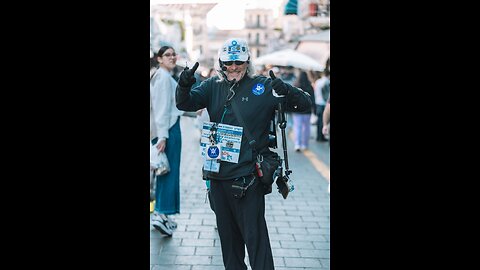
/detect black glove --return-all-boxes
[178,62,199,88]
[269,70,289,96]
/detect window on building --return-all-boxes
[256,33,260,44]
[257,49,261,58]
[248,33,251,42]
[257,14,260,27]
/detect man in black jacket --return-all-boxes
[176,38,311,270]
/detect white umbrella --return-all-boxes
[253,49,325,71]
[298,29,330,43]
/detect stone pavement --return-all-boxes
[150,116,330,270]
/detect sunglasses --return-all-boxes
[222,61,246,66]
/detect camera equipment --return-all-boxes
[268,111,278,149]
[273,76,294,199]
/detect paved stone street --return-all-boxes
[151,116,330,270]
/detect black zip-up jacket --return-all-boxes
[176,74,312,180]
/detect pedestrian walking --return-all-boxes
[322,93,330,194]
[175,38,312,270]
[313,70,329,141]
[292,70,316,151]
[322,94,330,139]
[150,46,184,237]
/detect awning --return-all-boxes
[253,49,324,71]
[295,29,330,67]
[284,0,297,15]
[298,29,330,43]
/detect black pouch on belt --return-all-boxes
[257,151,281,185]
[231,175,255,199]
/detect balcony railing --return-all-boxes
[245,23,267,29]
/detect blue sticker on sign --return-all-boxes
[252,83,265,96]
[207,146,220,159]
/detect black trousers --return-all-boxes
[316,104,327,141]
[210,177,274,270]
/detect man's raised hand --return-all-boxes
[269,70,288,96]
[178,62,199,88]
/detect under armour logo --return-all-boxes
[242,97,248,102]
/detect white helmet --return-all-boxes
[219,38,250,62]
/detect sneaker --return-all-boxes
[153,213,177,230]
[164,215,177,230]
[152,212,162,222]
[294,145,301,152]
[152,213,173,237]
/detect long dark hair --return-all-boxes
[157,46,179,81]
[150,53,158,69]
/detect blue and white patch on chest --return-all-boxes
[252,83,265,96]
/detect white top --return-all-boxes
[314,77,328,106]
[150,92,157,139]
[150,67,183,140]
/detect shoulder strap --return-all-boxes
[230,99,257,153]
